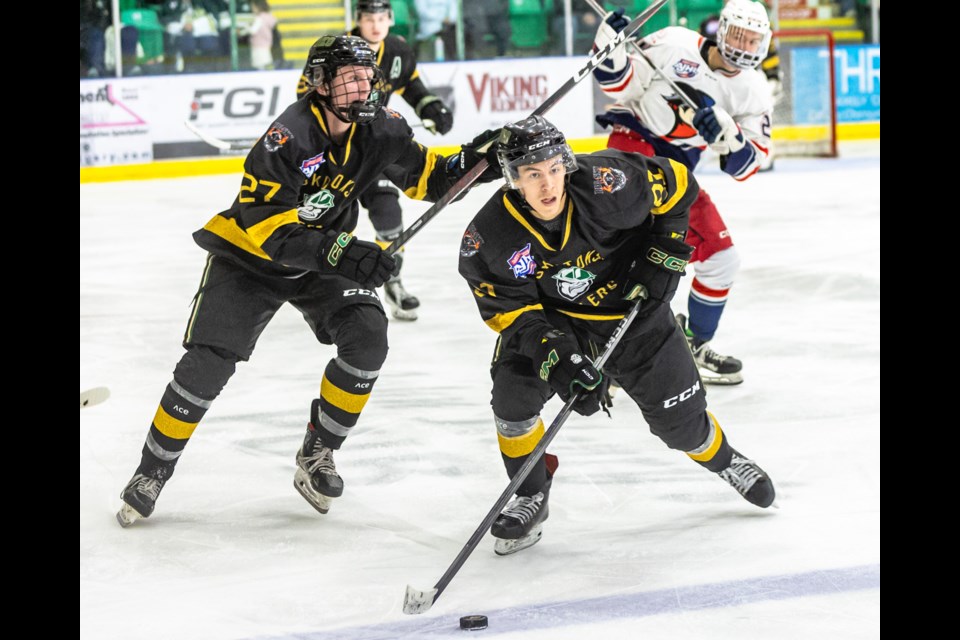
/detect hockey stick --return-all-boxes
[183,120,260,153]
[385,0,669,256]
[403,292,648,614]
[583,0,699,110]
[80,387,111,409]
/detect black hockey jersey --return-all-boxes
[193,93,454,276]
[296,32,434,111]
[458,150,698,356]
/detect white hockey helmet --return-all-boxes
[716,0,772,70]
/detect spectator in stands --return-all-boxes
[81,0,111,77]
[245,0,278,70]
[464,0,510,59]
[413,0,458,61]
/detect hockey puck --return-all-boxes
[459,615,488,631]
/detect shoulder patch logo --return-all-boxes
[461,224,484,257]
[673,59,700,78]
[593,166,627,194]
[298,189,335,221]
[507,243,537,278]
[553,266,596,301]
[300,153,326,178]
[263,123,293,153]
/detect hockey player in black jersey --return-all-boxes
[457,116,775,555]
[117,35,501,527]
[296,0,455,321]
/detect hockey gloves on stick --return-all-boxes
[623,234,694,315]
[415,95,454,135]
[593,8,632,78]
[692,106,746,155]
[319,232,399,288]
[448,128,503,183]
[534,330,604,416]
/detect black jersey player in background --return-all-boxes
[117,35,500,527]
[296,0,454,321]
[457,116,775,555]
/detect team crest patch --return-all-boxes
[553,266,596,301]
[507,243,537,278]
[593,166,627,194]
[263,122,293,152]
[673,59,700,78]
[298,189,335,221]
[382,107,402,119]
[460,224,484,257]
[300,153,326,178]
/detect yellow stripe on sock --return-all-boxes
[498,420,545,458]
[687,413,724,462]
[152,406,199,440]
[321,377,371,414]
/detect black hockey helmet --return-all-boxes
[306,35,386,124]
[497,116,578,189]
[355,0,393,21]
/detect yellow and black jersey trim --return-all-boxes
[310,103,357,165]
[296,74,311,99]
[557,309,626,321]
[483,303,544,333]
[402,145,439,201]
[651,159,690,215]
[503,195,573,252]
[202,209,300,261]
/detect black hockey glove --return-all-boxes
[318,232,399,288]
[692,106,746,154]
[605,7,629,33]
[533,330,604,416]
[623,235,694,315]
[415,95,454,135]
[447,128,503,183]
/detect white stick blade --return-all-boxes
[402,585,437,615]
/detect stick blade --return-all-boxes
[402,585,438,615]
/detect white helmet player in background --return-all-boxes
[716,0,772,71]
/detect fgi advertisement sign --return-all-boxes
[792,44,880,125]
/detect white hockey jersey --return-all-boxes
[594,27,772,181]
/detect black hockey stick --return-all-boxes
[403,291,648,614]
[583,0,699,110]
[385,0,668,256]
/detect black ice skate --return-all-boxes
[677,313,743,385]
[116,465,172,527]
[491,491,549,556]
[294,437,344,515]
[717,449,776,508]
[382,277,420,321]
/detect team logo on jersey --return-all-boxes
[593,167,627,194]
[553,266,596,301]
[673,59,701,78]
[298,189,335,221]
[390,56,402,80]
[507,243,536,278]
[460,224,484,257]
[382,107,402,119]
[263,122,293,153]
[662,83,711,140]
[299,153,326,178]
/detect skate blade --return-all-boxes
[116,503,143,528]
[389,306,418,321]
[402,585,438,614]
[699,369,744,385]
[294,476,334,515]
[494,524,544,556]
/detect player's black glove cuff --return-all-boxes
[415,95,454,135]
[318,232,399,288]
[447,128,503,183]
[623,234,694,314]
[533,329,604,416]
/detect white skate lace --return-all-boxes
[385,280,410,303]
[693,342,728,368]
[300,444,338,477]
[132,475,163,501]
[718,455,762,495]
[500,493,544,525]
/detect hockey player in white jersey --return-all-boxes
[592,0,773,384]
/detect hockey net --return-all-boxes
[771,29,838,157]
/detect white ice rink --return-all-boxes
[80,142,880,640]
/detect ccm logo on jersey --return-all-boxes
[342,288,378,298]
[354,382,371,389]
[663,380,701,408]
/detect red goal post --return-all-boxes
[770,29,838,158]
